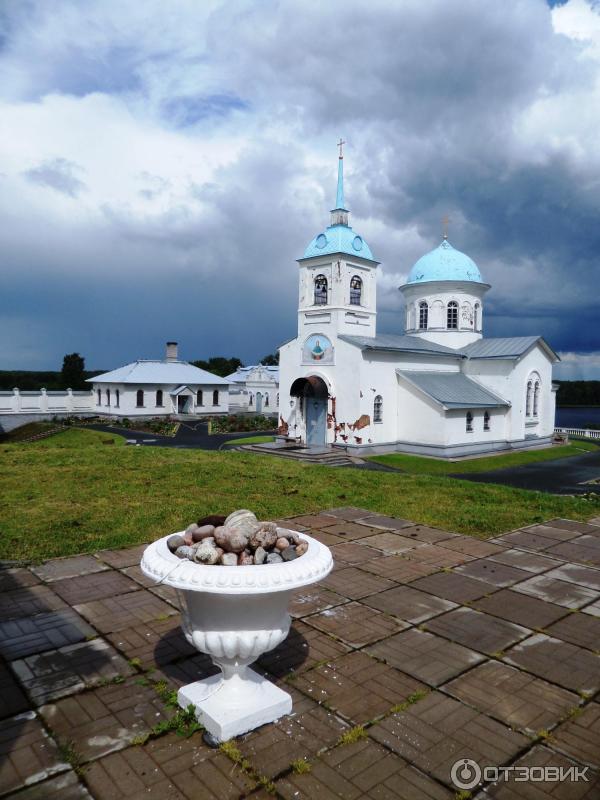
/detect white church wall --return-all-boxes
[444,407,508,446]
[395,380,446,445]
[92,383,229,417]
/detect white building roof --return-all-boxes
[88,360,229,386]
[225,365,279,383]
[397,370,510,409]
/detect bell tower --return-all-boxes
[297,143,379,340]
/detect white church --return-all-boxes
[278,148,558,457]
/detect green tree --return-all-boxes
[260,352,279,366]
[61,353,86,389]
[192,356,243,378]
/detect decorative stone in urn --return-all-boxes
[140,510,332,741]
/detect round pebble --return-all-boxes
[275,537,290,551]
[254,546,267,565]
[175,545,196,560]
[194,543,219,565]
[167,534,185,553]
[238,551,254,566]
[220,553,238,566]
[266,552,283,564]
[281,546,298,561]
[192,524,215,542]
[295,540,308,556]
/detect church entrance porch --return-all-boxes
[290,375,329,447]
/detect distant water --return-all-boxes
[556,406,600,428]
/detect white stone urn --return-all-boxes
[140,530,332,741]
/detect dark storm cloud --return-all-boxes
[1,0,600,375]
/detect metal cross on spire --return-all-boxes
[442,214,450,240]
[337,138,346,159]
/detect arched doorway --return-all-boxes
[290,376,328,446]
[256,392,263,413]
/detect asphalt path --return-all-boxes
[451,447,600,495]
[87,421,276,451]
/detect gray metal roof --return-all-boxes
[340,334,464,358]
[224,365,280,384]
[460,336,559,361]
[88,360,229,385]
[397,370,510,409]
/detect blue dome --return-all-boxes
[406,239,483,284]
[303,224,374,260]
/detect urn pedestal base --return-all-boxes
[178,668,292,742]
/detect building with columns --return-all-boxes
[278,149,558,457]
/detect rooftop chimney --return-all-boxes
[166,341,178,362]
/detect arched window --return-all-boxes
[466,411,473,432]
[276,393,279,406]
[533,381,540,416]
[374,395,383,423]
[249,393,253,406]
[483,411,490,431]
[136,389,144,407]
[419,302,428,330]
[350,275,362,305]
[264,393,269,407]
[447,301,458,329]
[196,390,203,406]
[314,274,328,305]
[115,389,120,408]
[106,388,110,406]
[526,381,532,417]
[97,389,101,405]
[474,303,480,331]
[212,389,219,406]
[156,389,163,407]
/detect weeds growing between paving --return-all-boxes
[1,428,599,561]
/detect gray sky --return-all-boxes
[1,0,599,378]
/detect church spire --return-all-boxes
[331,139,349,226]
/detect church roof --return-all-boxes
[397,370,510,409]
[339,334,464,358]
[225,366,279,384]
[405,239,484,285]
[88,360,229,385]
[301,150,376,262]
[461,336,559,362]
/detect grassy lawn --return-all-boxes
[1,428,599,562]
[368,441,598,475]
[226,435,275,445]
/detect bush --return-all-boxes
[209,415,276,434]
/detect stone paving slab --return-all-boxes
[0,662,30,720]
[289,586,348,618]
[544,540,600,567]
[105,615,196,668]
[3,770,93,799]
[10,638,134,705]
[544,519,600,534]
[512,574,599,608]
[358,554,440,583]
[0,568,40,592]
[440,537,505,558]
[83,732,256,799]
[367,628,485,687]
[320,566,396,600]
[472,589,568,630]
[582,598,600,617]
[354,513,416,531]
[487,547,564,573]
[74,590,177,634]
[362,585,457,624]
[410,571,497,603]
[0,585,66,622]
[31,555,108,583]
[149,653,219,688]
[443,660,578,735]
[425,607,531,655]
[328,541,383,565]
[401,544,475,568]
[304,601,408,647]
[503,634,600,694]
[370,691,529,790]
[0,608,97,661]
[354,531,425,555]
[395,524,459,543]
[544,612,600,651]
[257,620,351,679]
[0,710,69,796]
[543,562,600,591]
[287,513,340,528]
[323,521,387,540]
[523,524,584,542]
[51,570,139,605]
[495,530,560,552]
[94,544,148,569]
[549,702,600,769]
[39,676,172,763]
[323,507,376,520]
[455,558,531,588]
[293,650,427,724]
[275,738,454,800]
[483,744,600,799]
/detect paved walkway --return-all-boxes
[1,510,600,798]
[88,422,276,451]
[453,447,600,495]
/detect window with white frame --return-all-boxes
[97,389,101,405]
[374,395,383,423]
[474,303,481,331]
[483,410,490,431]
[466,411,473,432]
[115,389,120,408]
[447,301,458,329]
[314,274,328,305]
[419,302,428,329]
[136,389,144,407]
[212,389,219,406]
[533,381,540,416]
[350,275,362,305]
[156,389,163,407]
[106,388,110,406]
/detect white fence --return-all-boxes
[555,426,600,440]
[0,389,95,415]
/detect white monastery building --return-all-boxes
[279,148,559,457]
[88,342,229,417]
[226,365,279,413]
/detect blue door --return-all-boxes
[306,396,327,446]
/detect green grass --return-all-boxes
[226,435,275,446]
[368,441,598,475]
[1,427,599,561]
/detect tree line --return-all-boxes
[0,351,280,390]
[555,380,600,406]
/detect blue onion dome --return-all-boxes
[406,239,483,284]
[303,224,374,260]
